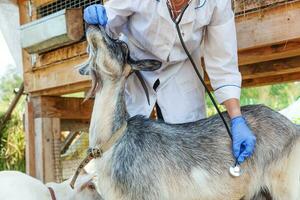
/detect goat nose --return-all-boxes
[79,68,87,75]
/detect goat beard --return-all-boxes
[167,0,190,18]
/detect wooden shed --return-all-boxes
[18,0,300,182]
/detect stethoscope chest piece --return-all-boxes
[229,165,242,177]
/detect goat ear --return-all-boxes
[129,58,162,71]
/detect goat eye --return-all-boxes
[88,184,96,190]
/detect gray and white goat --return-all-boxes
[79,25,300,200]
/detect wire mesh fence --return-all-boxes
[36,0,103,19]
[59,130,89,180]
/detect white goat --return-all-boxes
[0,170,102,200]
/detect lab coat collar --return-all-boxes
[157,0,196,25]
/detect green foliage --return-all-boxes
[0,67,25,172]
[0,68,23,112]
[241,83,300,111]
[206,82,300,116]
[0,114,25,171]
[294,118,300,125]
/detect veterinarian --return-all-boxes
[83,0,256,164]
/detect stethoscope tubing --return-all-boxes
[166,0,241,175]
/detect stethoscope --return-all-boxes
[165,0,242,177]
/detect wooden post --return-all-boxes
[24,100,36,177]
[34,117,61,183]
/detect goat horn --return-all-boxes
[135,71,150,105]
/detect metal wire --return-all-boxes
[37,0,103,19]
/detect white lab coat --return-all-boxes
[105,0,242,124]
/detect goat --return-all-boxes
[79,25,300,200]
[0,170,103,200]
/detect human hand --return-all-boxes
[84,4,108,26]
[231,116,256,164]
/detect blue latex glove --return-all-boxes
[231,116,256,164]
[84,4,108,26]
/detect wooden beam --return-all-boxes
[61,119,90,132]
[234,0,292,15]
[32,96,93,120]
[242,71,300,87]
[30,82,91,97]
[29,55,300,96]
[18,0,32,24]
[240,56,300,80]
[33,0,56,7]
[204,56,300,88]
[238,39,300,65]
[28,54,300,96]
[35,41,87,68]
[236,1,300,50]
[24,55,90,93]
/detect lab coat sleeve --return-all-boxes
[203,0,242,104]
[104,0,136,38]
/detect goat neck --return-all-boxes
[89,75,128,148]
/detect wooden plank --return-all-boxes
[240,56,300,79]
[238,39,300,65]
[61,119,90,132]
[32,96,94,120]
[234,0,293,15]
[24,55,90,93]
[34,117,60,183]
[203,56,300,88]
[30,81,91,96]
[33,0,56,7]
[18,0,31,24]
[27,54,300,96]
[28,55,300,96]
[24,101,36,177]
[236,1,300,50]
[36,41,87,68]
[34,118,44,181]
[242,71,300,87]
